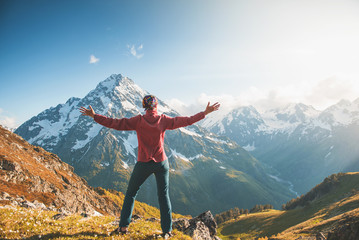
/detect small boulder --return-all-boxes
[173,218,190,231]
[194,211,217,237]
[21,201,37,209]
[146,217,160,222]
[33,200,46,210]
[0,158,19,171]
[81,213,90,218]
[184,220,212,240]
[52,213,68,220]
[132,214,142,221]
[316,232,326,240]
[173,211,220,240]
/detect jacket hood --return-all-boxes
[142,109,161,125]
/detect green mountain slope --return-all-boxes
[217,172,359,240]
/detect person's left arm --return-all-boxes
[164,102,220,130]
[164,112,205,130]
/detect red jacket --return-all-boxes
[94,109,205,162]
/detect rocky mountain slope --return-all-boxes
[0,125,120,216]
[203,100,359,195]
[14,74,295,215]
[217,172,359,240]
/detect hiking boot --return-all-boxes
[110,227,128,235]
[162,232,172,239]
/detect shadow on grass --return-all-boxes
[21,231,164,240]
[22,231,109,240]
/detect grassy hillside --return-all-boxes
[0,189,191,240]
[217,172,359,240]
[0,206,192,240]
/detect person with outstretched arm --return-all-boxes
[80,95,220,238]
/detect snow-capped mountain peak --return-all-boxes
[264,103,319,124]
[353,97,359,105]
[201,105,261,131]
[84,74,146,116]
[90,74,175,117]
[319,99,359,126]
[231,105,261,118]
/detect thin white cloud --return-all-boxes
[304,77,357,109]
[0,109,17,129]
[167,94,238,116]
[166,77,359,115]
[89,54,100,64]
[167,98,191,115]
[128,44,144,59]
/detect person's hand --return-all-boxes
[204,102,220,115]
[80,106,95,118]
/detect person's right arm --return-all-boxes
[94,114,140,131]
[80,106,140,131]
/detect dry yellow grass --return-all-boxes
[0,206,192,240]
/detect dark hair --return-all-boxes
[142,95,158,110]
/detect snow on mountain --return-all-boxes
[203,99,359,138]
[178,127,201,137]
[201,110,225,131]
[260,103,320,134]
[202,105,263,133]
[26,97,82,147]
[72,123,102,150]
[318,99,359,126]
[170,148,191,162]
[121,132,138,157]
[225,106,261,125]
[85,74,148,116]
[203,102,322,139]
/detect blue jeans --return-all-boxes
[119,159,172,233]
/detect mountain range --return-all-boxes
[202,98,359,194]
[14,74,294,215]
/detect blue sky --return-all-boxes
[1,0,359,128]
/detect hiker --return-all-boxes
[80,95,220,237]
